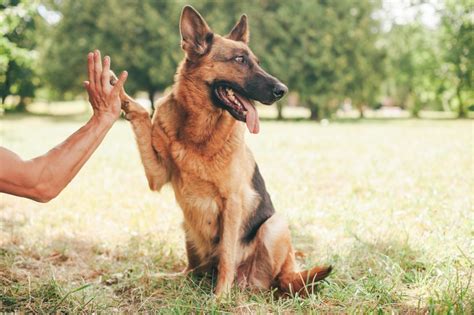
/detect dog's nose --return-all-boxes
[273,83,288,99]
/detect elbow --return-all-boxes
[148,180,162,192]
[34,194,56,203]
[147,174,170,192]
[21,162,62,202]
[31,185,61,203]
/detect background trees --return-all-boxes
[0,0,40,111]
[383,22,443,117]
[1,0,472,118]
[39,0,182,107]
[440,0,473,117]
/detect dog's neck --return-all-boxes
[173,67,235,144]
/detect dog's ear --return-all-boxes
[227,14,249,44]
[180,6,213,60]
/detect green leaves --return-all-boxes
[0,0,39,109]
[2,0,470,117]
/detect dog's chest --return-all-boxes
[170,143,235,182]
[173,174,222,240]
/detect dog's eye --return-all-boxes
[234,56,246,64]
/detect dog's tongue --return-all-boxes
[236,94,260,134]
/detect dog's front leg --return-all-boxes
[121,95,171,191]
[110,71,170,191]
[215,195,241,297]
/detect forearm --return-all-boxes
[0,116,114,202]
[28,114,115,201]
[0,50,127,202]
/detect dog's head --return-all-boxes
[179,6,288,133]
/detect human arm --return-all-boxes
[0,50,128,202]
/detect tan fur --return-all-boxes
[118,6,331,297]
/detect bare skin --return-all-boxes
[0,50,128,202]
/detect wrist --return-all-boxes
[91,112,118,129]
[92,112,118,126]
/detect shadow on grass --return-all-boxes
[0,232,188,313]
[1,225,472,313]
[293,230,473,313]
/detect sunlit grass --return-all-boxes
[0,113,472,313]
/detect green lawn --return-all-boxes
[0,113,472,313]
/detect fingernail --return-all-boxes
[88,52,93,58]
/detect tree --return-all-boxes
[342,0,385,118]
[383,22,444,117]
[250,0,384,120]
[383,0,473,118]
[41,0,183,106]
[440,0,473,117]
[0,0,39,111]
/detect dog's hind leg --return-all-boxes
[248,214,332,294]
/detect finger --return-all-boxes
[112,71,128,95]
[87,52,95,89]
[84,80,96,101]
[101,55,111,91]
[94,50,102,91]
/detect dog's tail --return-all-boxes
[278,265,332,294]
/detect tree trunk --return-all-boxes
[16,96,27,112]
[456,86,466,118]
[1,61,12,105]
[276,101,284,120]
[148,90,155,114]
[310,105,319,121]
[358,104,364,119]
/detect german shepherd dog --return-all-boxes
[116,6,331,296]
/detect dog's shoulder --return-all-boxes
[153,93,176,117]
[152,92,184,137]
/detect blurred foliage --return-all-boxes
[440,0,473,117]
[0,0,472,118]
[383,0,473,117]
[39,0,183,105]
[0,0,40,111]
[383,22,443,117]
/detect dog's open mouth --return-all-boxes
[214,85,260,134]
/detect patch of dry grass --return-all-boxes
[1,112,472,313]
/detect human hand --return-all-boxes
[83,50,128,123]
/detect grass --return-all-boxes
[0,109,473,313]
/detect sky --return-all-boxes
[380,0,442,30]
